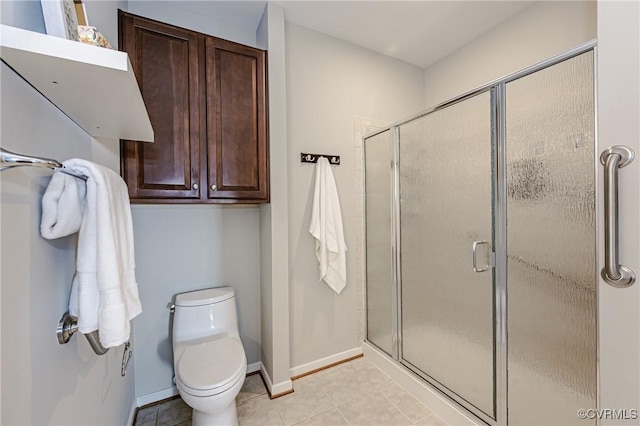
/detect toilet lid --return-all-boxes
[175,287,234,307]
[177,337,246,391]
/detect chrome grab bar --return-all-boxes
[600,146,636,287]
[472,240,491,273]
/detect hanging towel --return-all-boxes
[41,159,142,348]
[309,157,347,294]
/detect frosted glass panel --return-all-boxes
[400,92,495,418]
[365,130,394,355]
[506,51,596,425]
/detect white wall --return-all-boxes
[127,0,257,47]
[596,1,640,422]
[257,3,292,395]
[118,2,265,401]
[423,1,597,107]
[0,0,45,32]
[82,0,127,51]
[0,2,134,424]
[285,23,425,370]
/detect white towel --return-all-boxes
[41,172,85,238]
[309,157,347,294]
[41,159,142,348]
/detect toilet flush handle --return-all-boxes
[169,303,175,314]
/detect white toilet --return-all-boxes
[172,287,247,426]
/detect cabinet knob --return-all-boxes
[192,183,199,190]
[210,185,217,190]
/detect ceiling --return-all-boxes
[164,1,535,69]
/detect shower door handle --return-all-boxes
[472,241,491,273]
[601,146,636,287]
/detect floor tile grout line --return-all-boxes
[377,386,418,425]
[334,404,353,426]
[411,414,436,426]
[281,385,338,426]
[237,391,267,407]
[329,377,385,408]
[288,405,338,426]
[284,362,375,426]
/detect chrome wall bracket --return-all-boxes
[600,145,636,288]
[56,311,109,355]
[57,311,78,344]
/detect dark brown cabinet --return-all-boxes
[119,11,269,203]
[206,37,268,202]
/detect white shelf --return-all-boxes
[0,24,154,142]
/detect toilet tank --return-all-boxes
[172,287,240,345]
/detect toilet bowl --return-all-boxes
[172,287,247,426]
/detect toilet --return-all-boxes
[172,287,247,426]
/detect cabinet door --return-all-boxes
[120,12,201,201]
[205,37,269,202]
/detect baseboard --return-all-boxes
[247,361,261,374]
[363,342,480,426]
[260,362,293,398]
[126,398,137,426]
[289,347,363,379]
[136,386,179,408]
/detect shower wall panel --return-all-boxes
[505,51,596,425]
[365,129,394,355]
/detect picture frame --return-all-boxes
[40,0,79,40]
[74,0,88,26]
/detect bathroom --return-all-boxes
[1,0,638,425]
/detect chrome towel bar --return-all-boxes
[600,145,635,287]
[0,147,88,180]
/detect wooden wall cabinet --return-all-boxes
[119,12,269,203]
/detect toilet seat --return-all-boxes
[176,336,246,397]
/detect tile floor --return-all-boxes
[134,357,448,426]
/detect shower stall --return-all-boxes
[364,44,611,425]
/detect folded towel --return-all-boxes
[309,157,347,294]
[41,159,142,348]
[41,172,85,239]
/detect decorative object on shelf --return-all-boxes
[301,152,341,165]
[41,0,79,41]
[78,26,113,49]
[74,0,88,26]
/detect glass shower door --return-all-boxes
[399,91,495,420]
[365,129,395,355]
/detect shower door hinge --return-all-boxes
[491,252,496,268]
